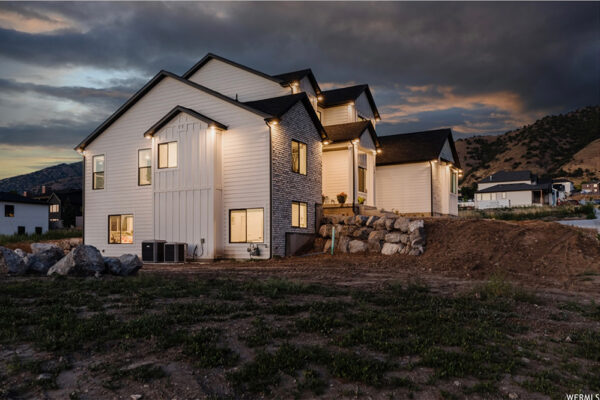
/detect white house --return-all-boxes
[375,129,461,216]
[552,179,574,201]
[475,170,555,209]
[0,192,48,236]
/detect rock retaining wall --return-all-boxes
[314,215,426,256]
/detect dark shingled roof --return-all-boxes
[376,128,460,168]
[479,170,533,184]
[272,69,321,94]
[324,121,380,148]
[244,93,327,139]
[143,106,228,138]
[476,183,552,194]
[318,85,380,119]
[0,192,47,205]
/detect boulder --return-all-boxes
[0,246,28,275]
[31,243,62,255]
[354,215,369,226]
[409,246,424,256]
[334,224,346,236]
[336,235,350,253]
[348,240,368,254]
[14,248,27,258]
[385,232,402,243]
[385,218,396,231]
[47,245,105,276]
[381,243,400,255]
[372,217,387,230]
[116,254,143,276]
[346,225,358,236]
[103,257,121,275]
[368,230,386,242]
[393,217,410,232]
[343,216,355,225]
[26,247,65,274]
[323,239,332,253]
[365,216,380,227]
[330,215,343,225]
[367,241,381,253]
[411,237,426,248]
[400,245,411,255]
[313,237,325,252]
[319,224,333,238]
[408,220,425,233]
[399,234,410,245]
[352,227,371,240]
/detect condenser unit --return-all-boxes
[164,242,187,263]
[141,240,166,263]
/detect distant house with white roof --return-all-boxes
[475,170,555,209]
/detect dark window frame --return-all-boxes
[17,226,25,235]
[291,140,307,175]
[228,208,264,244]
[92,154,105,190]
[107,214,134,244]
[138,148,152,186]
[358,166,367,193]
[291,201,308,228]
[158,141,178,169]
[4,204,14,217]
[35,227,42,235]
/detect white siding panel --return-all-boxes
[322,149,351,204]
[322,105,353,125]
[187,58,290,102]
[375,162,431,214]
[0,202,48,235]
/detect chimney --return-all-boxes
[41,185,46,194]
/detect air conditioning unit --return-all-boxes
[141,240,166,263]
[164,242,187,263]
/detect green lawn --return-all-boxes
[0,275,598,399]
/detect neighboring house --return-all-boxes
[35,190,83,229]
[375,129,461,216]
[475,170,555,209]
[582,181,600,194]
[552,179,574,200]
[0,192,48,236]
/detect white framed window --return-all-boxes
[138,148,152,185]
[93,155,105,190]
[108,214,133,244]
[158,142,177,169]
[50,204,60,213]
[291,201,308,228]
[291,140,307,175]
[229,208,264,243]
[450,170,458,194]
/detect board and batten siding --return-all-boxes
[83,76,270,258]
[375,162,432,215]
[187,58,290,102]
[322,148,352,205]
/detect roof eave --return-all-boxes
[143,106,228,138]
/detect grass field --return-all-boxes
[0,273,598,399]
[0,228,82,246]
[459,203,596,221]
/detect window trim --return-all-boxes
[107,214,134,245]
[4,204,15,217]
[291,139,307,175]
[228,208,264,244]
[92,154,105,190]
[158,141,178,169]
[291,201,308,228]
[138,148,152,186]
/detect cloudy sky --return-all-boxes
[0,2,598,179]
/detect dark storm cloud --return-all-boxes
[0,119,100,147]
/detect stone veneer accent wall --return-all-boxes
[270,102,323,257]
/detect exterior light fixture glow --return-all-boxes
[317,95,324,101]
[292,81,299,86]
[376,148,382,154]
[375,116,381,121]
[352,138,359,144]
[323,140,331,145]
[76,148,83,154]
[144,133,152,139]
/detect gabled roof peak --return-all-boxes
[143,106,228,138]
[319,84,380,119]
[182,53,284,85]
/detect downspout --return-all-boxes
[82,153,85,243]
[429,161,434,217]
[266,121,273,259]
[351,142,357,214]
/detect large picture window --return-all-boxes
[93,155,105,190]
[291,201,307,228]
[138,148,152,185]
[158,142,177,169]
[108,214,134,244]
[291,140,307,175]
[358,167,367,193]
[229,208,264,243]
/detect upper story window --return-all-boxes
[138,149,152,185]
[358,153,367,193]
[93,155,105,190]
[158,142,177,169]
[4,205,14,217]
[450,170,458,194]
[230,208,264,243]
[50,204,59,213]
[291,140,307,175]
[291,201,307,228]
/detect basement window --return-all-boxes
[229,208,263,243]
[108,214,134,244]
[93,155,105,190]
[158,142,177,169]
[138,148,152,185]
[4,205,14,217]
[291,140,307,175]
[291,201,307,228]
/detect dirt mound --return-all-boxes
[421,218,600,281]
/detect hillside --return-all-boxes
[0,162,82,195]
[456,106,600,187]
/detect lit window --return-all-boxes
[450,171,458,194]
[291,202,308,228]
[358,167,367,193]
[138,148,152,185]
[109,214,133,244]
[158,142,177,169]
[229,208,263,243]
[50,204,59,213]
[291,140,307,175]
[93,155,105,190]
[4,205,14,217]
[502,192,507,199]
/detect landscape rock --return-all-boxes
[365,216,379,227]
[103,257,121,275]
[14,248,27,258]
[411,237,426,248]
[323,239,332,253]
[319,224,332,238]
[336,235,351,253]
[409,246,424,256]
[334,224,346,236]
[330,215,343,225]
[352,227,371,240]
[368,230,386,242]
[394,217,410,232]
[385,218,396,231]
[372,218,387,230]
[381,243,400,255]
[116,254,143,276]
[345,225,358,236]
[47,245,105,276]
[313,237,325,252]
[348,240,368,253]
[27,247,65,274]
[343,216,355,225]
[31,243,62,255]
[354,215,369,226]
[385,232,402,243]
[367,241,381,253]
[408,219,425,233]
[399,234,410,245]
[0,246,28,275]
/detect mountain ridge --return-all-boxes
[0,161,82,195]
